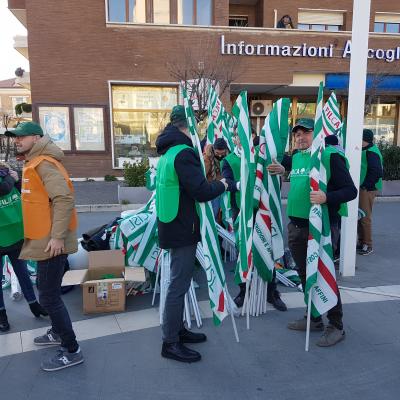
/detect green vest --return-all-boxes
[287,146,349,219]
[287,150,312,219]
[0,184,24,247]
[156,144,191,223]
[223,152,241,207]
[360,144,383,191]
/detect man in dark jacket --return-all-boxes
[267,119,357,347]
[156,105,227,363]
[357,129,383,255]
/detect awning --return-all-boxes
[326,73,400,91]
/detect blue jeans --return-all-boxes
[37,255,79,352]
[0,247,37,310]
[211,195,221,219]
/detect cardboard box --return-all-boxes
[62,250,146,314]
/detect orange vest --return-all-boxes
[22,155,77,240]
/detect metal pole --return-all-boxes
[340,0,372,277]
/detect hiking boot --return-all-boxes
[267,291,287,312]
[41,348,84,372]
[34,329,61,346]
[161,342,201,363]
[29,301,48,318]
[287,317,324,331]
[0,310,10,333]
[316,325,346,347]
[179,328,207,344]
[357,244,373,256]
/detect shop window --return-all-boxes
[229,16,249,27]
[177,0,213,26]
[153,0,170,24]
[38,106,71,151]
[107,0,146,23]
[298,10,343,31]
[364,103,396,145]
[111,85,178,168]
[374,13,400,34]
[74,108,105,151]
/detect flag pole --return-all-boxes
[225,287,240,342]
[305,285,314,352]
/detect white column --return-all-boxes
[340,0,372,277]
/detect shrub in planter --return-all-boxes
[123,158,149,187]
[378,142,400,180]
[104,174,118,182]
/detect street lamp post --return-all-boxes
[340,0,372,277]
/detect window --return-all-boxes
[39,106,71,151]
[111,86,178,167]
[177,0,213,26]
[364,102,396,145]
[374,22,385,32]
[374,13,400,34]
[177,0,193,24]
[298,10,343,31]
[107,0,146,23]
[74,108,105,151]
[229,16,249,27]
[153,0,170,24]
[197,0,212,25]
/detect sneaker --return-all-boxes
[316,325,346,347]
[356,243,363,251]
[357,244,373,256]
[41,348,84,372]
[34,329,61,346]
[287,317,324,331]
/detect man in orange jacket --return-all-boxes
[6,122,82,372]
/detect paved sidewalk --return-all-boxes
[0,203,399,399]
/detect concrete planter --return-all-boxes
[281,180,400,198]
[118,185,152,204]
[381,180,400,196]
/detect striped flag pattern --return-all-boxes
[305,82,339,318]
[206,86,235,152]
[182,87,229,325]
[232,91,255,284]
[252,98,290,282]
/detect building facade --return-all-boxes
[8,0,400,177]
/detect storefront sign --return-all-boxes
[220,36,400,63]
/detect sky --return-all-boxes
[0,0,29,81]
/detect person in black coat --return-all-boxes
[156,106,227,363]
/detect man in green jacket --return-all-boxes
[357,129,383,255]
[268,119,357,347]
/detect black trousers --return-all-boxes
[37,254,79,352]
[288,222,343,330]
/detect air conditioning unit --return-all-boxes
[250,100,272,117]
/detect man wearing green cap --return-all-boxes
[5,122,82,371]
[156,105,228,363]
[357,129,383,255]
[267,118,357,347]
